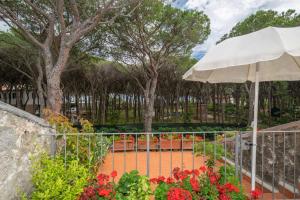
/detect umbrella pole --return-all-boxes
[251,63,260,191]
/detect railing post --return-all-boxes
[235,132,239,177]
[146,132,150,177]
[50,129,56,158]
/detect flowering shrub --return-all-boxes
[79,165,246,200]
[152,164,246,200]
[80,170,152,200]
[80,171,117,200]
[167,188,192,200]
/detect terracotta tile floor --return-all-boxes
[99,151,207,178]
[98,151,292,200]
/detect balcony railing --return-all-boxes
[40,130,300,199]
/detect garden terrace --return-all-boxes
[44,130,299,199]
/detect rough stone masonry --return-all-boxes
[0,101,55,200]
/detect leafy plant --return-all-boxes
[194,141,232,160]
[115,170,152,200]
[154,182,171,200]
[43,109,111,171]
[31,154,89,200]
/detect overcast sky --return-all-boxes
[173,0,300,59]
[1,1,300,59]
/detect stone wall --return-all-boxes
[0,101,55,200]
[226,122,300,194]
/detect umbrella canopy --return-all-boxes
[183,26,300,191]
[183,26,300,83]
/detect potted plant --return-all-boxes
[182,135,203,150]
[138,135,159,150]
[160,134,181,150]
[113,134,135,152]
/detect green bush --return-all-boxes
[154,182,171,200]
[115,170,152,200]
[31,154,89,200]
[194,141,232,160]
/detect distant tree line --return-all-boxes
[1,2,300,129]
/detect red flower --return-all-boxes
[184,170,192,175]
[190,177,200,192]
[192,169,200,176]
[209,175,218,184]
[83,186,95,197]
[217,185,226,194]
[111,170,117,178]
[150,178,157,184]
[199,165,207,172]
[166,177,175,184]
[173,167,181,180]
[98,188,111,197]
[186,134,190,139]
[251,189,262,199]
[167,188,192,200]
[219,193,231,200]
[224,183,239,193]
[157,176,166,183]
[179,172,188,180]
[97,174,109,186]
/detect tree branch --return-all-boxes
[69,0,80,25]
[0,6,43,49]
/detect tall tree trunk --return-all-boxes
[125,95,129,122]
[46,72,63,113]
[143,75,158,132]
[44,46,71,114]
[138,94,142,122]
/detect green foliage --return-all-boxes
[194,141,229,160]
[31,154,89,200]
[110,0,210,57]
[44,110,111,171]
[109,110,121,124]
[219,166,247,200]
[220,9,300,42]
[198,175,219,200]
[115,170,152,200]
[154,182,171,200]
[182,112,192,123]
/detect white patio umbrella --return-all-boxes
[183,26,300,191]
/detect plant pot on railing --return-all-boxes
[138,136,159,151]
[112,135,135,152]
[182,135,203,150]
[160,134,181,150]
